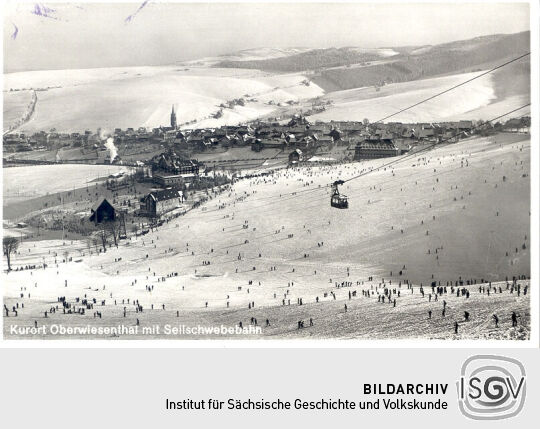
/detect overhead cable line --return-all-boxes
[372,52,530,124]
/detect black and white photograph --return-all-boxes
[1,1,534,341]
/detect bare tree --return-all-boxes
[36,216,43,236]
[106,220,120,247]
[98,228,109,252]
[3,237,19,271]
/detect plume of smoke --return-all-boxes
[97,128,117,162]
[105,137,118,162]
[97,127,111,141]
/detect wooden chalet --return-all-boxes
[90,198,116,224]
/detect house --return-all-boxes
[164,130,177,143]
[393,138,412,154]
[255,127,272,138]
[236,126,252,136]
[90,198,116,224]
[458,120,473,132]
[251,139,264,152]
[317,135,334,146]
[354,139,399,160]
[440,131,457,143]
[3,134,25,147]
[142,189,184,218]
[415,128,435,140]
[153,172,185,187]
[218,135,231,148]
[299,136,315,148]
[329,128,342,141]
[288,126,307,137]
[288,149,303,164]
[187,135,204,150]
[402,129,416,139]
[237,133,254,146]
[106,177,130,191]
[261,138,285,150]
[285,134,297,144]
[214,129,227,139]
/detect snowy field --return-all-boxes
[180,47,314,66]
[3,66,323,133]
[308,71,500,123]
[2,90,33,130]
[2,133,530,340]
[3,164,131,205]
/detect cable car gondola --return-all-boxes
[330,180,348,209]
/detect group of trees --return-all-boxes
[3,218,125,272]
[86,219,123,254]
[216,47,380,72]
[220,98,246,109]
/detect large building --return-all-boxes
[153,172,194,187]
[149,150,201,187]
[142,189,184,218]
[150,151,200,175]
[354,138,399,160]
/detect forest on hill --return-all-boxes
[216,31,530,92]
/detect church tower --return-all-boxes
[170,104,177,129]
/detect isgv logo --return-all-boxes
[457,355,526,420]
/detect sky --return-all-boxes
[2,1,531,73]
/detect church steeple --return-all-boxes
[170,104,177,129]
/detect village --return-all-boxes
[3,107,531,252]
[4,105,531,166]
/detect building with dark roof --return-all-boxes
[142,189,184,218]
[288,149,303,164]
[89,198,116,224]
[415,128,435,140]
[150,151,200,177]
